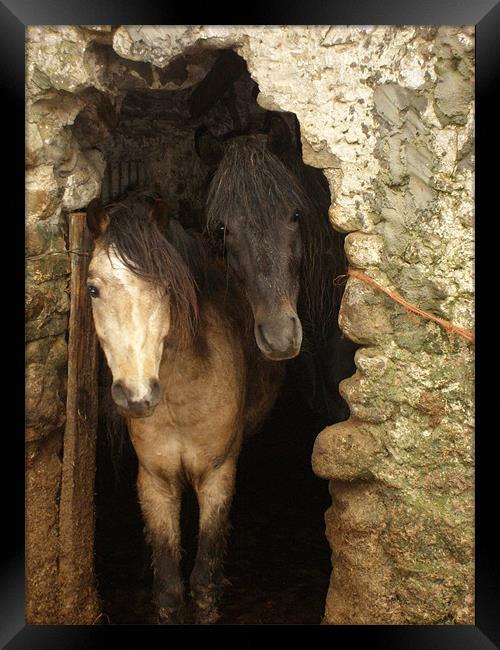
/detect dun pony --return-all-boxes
[86,191,282,624]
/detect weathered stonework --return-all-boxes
[26,25,474,624]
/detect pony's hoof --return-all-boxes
[158,606,183,625]
[190,585,221,624]
[194,605,220,625]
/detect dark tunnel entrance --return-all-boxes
[83,46,356,624]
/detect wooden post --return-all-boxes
[58,212,100,623]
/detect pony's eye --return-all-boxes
[88,285,99,298]
[215,222,227,236]
[292,210,302,223]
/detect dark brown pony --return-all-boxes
[197,114,356,421]
[86,191,283,624]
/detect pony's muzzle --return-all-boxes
[255,312,302,360]
[111,378,161,417]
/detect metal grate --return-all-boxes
[101,159,146,204]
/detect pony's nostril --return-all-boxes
[290,316,301,342]
[150,378,161,403]
[257,323,272,349]
[111,380,128,408]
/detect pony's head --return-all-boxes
[198,117,309,361]
[86,194,198,418]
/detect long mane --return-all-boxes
[100,192,204,348]
[282,152,348,343]
[206,137,310,230]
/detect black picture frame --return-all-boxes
[7,0,499,647]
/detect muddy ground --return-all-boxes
[94,373,332,625]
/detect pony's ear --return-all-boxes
[265,113,295,156]
[150,198,172,229]
[86,198,110,237]
[195,126,224,167]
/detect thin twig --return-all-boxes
[27,249,91,261]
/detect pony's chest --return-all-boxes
[129,401,240,480]
[159,377,242,431]
[159,335,245,426]
[158,361,217,424]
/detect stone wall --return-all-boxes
[26,27,108,623]
[25,25,474,624]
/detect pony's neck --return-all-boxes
[164,220,244,355]
[165,219,211,298]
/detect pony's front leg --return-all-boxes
[137,466,184,624]
[190,459,237,624]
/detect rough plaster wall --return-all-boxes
[25,25,474,624]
